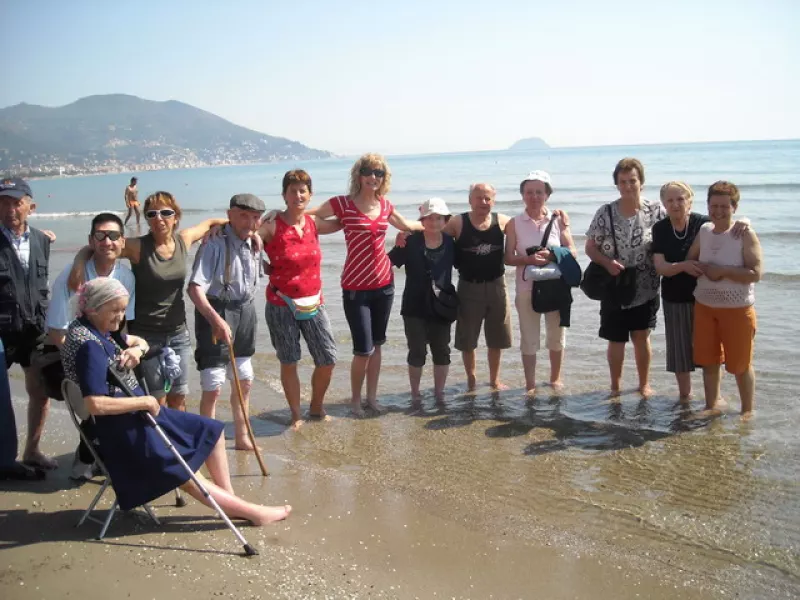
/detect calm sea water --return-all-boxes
[23,139,800,595]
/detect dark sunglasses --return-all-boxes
[91,230,123,242]
[359,167,386,178]
[145,208,176,219]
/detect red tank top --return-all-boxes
[330,195,394,291]
[265,214,323,306]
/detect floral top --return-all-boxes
[585,198,666,309]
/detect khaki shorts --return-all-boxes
[514,292,565,354]
[454,277,512,351]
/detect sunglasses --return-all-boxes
[91,230,123,242]
[359,167,386,178]
[145,208,176,219]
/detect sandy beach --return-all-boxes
[1,367,796,600]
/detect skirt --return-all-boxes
[662,300,695,373]
[92,407,224,510]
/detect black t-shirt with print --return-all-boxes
[651,212,709,303]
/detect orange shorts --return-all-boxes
[693,302,756,374]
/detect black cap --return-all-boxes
[0,177,33,200]
[229,193,265,213]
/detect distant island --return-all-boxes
[509,137,550,150]
[0,94,333,177]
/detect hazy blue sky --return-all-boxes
[2,0,798,155]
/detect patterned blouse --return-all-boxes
[585,198,667,309]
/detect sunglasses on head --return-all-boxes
[359,167,386,178]
[91,230,123,242]
[145,208,176,219]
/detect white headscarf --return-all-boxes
[75,277,129,317]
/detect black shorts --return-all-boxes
[1,328,45,368]
[599,296,660,343]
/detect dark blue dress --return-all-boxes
[69,321,223,510]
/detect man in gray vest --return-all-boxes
[189,194,264,451]
[0,177,56,475]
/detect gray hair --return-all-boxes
[468,182,496,197]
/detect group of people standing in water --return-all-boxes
[0,154,761,523]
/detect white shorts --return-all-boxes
[200,357,254,392]
[515,292,566,355]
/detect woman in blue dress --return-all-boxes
[61,277,291,525]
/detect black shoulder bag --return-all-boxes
[580,204,636,306]
[530,214,572,313]
[423,243,459,324]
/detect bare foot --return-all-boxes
[410,394,423,410]
[639,384,653,398]
[608,388,622,399]
[22,451,58,470]
[434,393,446,407]
[234,438,255,451]
[467,375,477,392]
[490,382,510,391]
[350,401,365,418]
[525,384,536,396]
[251,504,292,526]
[549,380,564,391]
[678,394,692,405]
[290,419,305,431]
[740,410,754,422]
[308,412,332,422]
[366,400,387,414]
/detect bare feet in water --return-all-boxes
[639,384,653,397]
[366,399,387,414]
[549,380,564,391]
[290,418,305,431]
[308,412,333,422]
[250,504,292,526]
[349,400,365,418]
[490,381,510,391]
[234,437,255,451]
[467,375,477,392]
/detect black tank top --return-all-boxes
[455,213,505,282]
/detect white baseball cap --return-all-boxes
[521,170,552,186]
[418,197,452,220]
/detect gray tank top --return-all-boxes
[130,232,188,335]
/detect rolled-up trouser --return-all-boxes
[194,296,257,391]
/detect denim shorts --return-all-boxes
[137,326,192,397]
[342,284,394,356]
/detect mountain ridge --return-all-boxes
[0,94,333,177]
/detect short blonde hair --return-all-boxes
[348,153,391,198]
[659,181,694,204]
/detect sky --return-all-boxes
[2,0,798,155]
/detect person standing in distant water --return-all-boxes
[303,153,423,416]
[124,177,140,226]
[259,170,341,430]
[0,178,56,474]
[687,181,762,418]
[585,158,666,397]
[189,194,264,449]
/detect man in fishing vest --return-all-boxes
[189,193,264,451]
[0,177,56,478]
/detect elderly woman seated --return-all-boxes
[61,277,291,525]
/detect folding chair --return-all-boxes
[61,379,161,540]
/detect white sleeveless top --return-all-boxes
[693,223,754,308]
[513,210,561,294]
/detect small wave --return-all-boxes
[762,272,800,283]
[31,210,125,219]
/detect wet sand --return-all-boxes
[1,373,796,600]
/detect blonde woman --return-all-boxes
[309,153,422,415]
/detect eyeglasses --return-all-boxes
[359,167,386,178]
[145,209,176,219]
[91,230,123,242]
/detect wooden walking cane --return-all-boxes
[228,342,269,476]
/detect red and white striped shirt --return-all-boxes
[330,195,394,291]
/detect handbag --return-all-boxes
[422,246,459,324]
[528,214,572,313]
[580,204,636,306]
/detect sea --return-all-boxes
[20,139,800,596]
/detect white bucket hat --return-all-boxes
[418,197,451,220]
[522,170,552,186]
